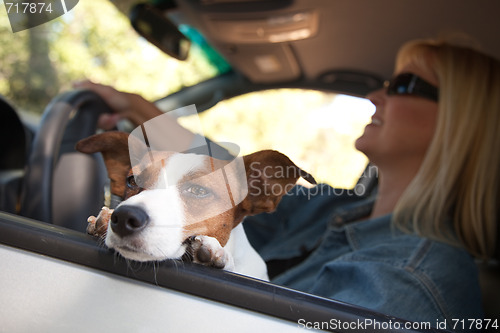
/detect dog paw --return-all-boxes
[87,206,113,238]
[190,236,235,271]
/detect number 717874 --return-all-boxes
[5,2,54,14]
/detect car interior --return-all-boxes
[1,0,499,331]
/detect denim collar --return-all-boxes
[328,194,376,228]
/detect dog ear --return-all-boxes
[235,150,316,224]
[75,131,130,198]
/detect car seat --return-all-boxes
[0,95,31,214]
[478,261,500,329]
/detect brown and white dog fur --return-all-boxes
[76,132,316,280]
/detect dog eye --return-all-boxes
[126,175,138,189]
[184,185,211,198]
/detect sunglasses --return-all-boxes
[384,73,439,102]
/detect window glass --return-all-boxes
[0,0,222,115]
[178,89,375,188]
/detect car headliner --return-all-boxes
[114,0,500,95]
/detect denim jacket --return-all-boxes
[243,184,483,332]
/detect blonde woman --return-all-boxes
[77,40,499,330]
[244,40,498,330]
[391,41,500,260]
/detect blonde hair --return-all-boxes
[393,40,500,260]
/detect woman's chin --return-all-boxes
[354,134,370,155]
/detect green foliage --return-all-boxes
[0,0,218,113]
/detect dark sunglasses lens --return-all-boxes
[387,74,413,94]
[386,73,439,102]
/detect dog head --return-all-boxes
[76,131,316,261]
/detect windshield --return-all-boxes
[178,90,375,189]
[0,0,225,116]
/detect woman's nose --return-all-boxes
[366,88,386,107]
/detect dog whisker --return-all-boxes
[151,261,159,285]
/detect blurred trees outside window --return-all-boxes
[0,0,218,114]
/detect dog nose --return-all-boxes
[110,205,149,237]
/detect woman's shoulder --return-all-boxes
[343,223,484,326]
[353,225,480,302]
[405,239,483,327]
[389,237,483,325]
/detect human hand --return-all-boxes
[73,80,162,128]
[73,80,195,151]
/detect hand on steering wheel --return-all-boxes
[73,81,163,128]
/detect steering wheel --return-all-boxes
[19,90,114,232]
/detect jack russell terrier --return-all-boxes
[76,131,316,280]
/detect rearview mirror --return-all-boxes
[130,3,191,61]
